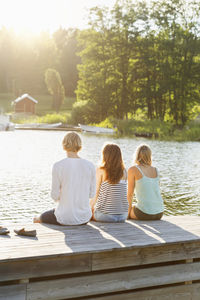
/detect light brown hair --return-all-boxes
[101,143,125,184]
[62,132,82,152]
[134,144,152,166]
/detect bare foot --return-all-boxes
[91,213,96,221]
[33,216,41,223]
[129,206,138,220]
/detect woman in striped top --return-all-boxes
[90,143,128,222]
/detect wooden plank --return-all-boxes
[0,284,26,300]
[2,240,200,282]
[27,262,200,300]
[0,253,91,282]
[1,216,200,262]
[88,283,200,300]
[185,258,193,285]
[92,241,200,271]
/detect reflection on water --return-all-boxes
[0,130,200,224]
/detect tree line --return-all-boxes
[0,27,80,100]
[0,0,200,126]
[76,0,200,126]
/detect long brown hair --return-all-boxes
[100,143,125,184]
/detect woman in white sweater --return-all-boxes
[34,132,96,225]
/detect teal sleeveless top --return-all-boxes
[135,165,164,214]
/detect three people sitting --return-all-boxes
[34,132,164,225]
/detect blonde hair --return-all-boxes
[100,143,125,184]
[134,144,152,166]
[62,132,82,152]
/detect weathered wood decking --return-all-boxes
[1,216,200,300]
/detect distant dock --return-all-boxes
[15,126,81,132]
[1,216,200,299]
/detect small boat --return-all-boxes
[78,124,114,134]
[0,114,15,131]
[135,132,153,138]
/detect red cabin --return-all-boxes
[13,94,38,114]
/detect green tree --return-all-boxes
[0,27,17,93]
[44,68,65,112]
[53,28,81,97]
[76,7,114,122]
[76,2,143,121]
[150,0,200,125]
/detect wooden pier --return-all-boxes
[1,216,200,300]
[15,126,81,132]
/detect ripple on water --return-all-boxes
[0,131,200,224]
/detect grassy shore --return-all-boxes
[1,93,200,141]
[94,118,200,142]
[0,93,75,124]
[0,93,75,114]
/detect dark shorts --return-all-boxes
[133,206,163,221]
[40,209,61,225]
[40,209,88,226]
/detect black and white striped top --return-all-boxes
[95,180,128,214]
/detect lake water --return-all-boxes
[0,130,200,224]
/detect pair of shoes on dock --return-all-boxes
[14,228,37,237]
[0,226,36,237]
[0,227,9,235]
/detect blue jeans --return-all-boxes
[94,210,128,223]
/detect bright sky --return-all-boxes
[0,0,116,34]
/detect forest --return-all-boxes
[0,27,79,103]
[0,0,200,135]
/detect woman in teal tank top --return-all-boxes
[128,144,164,220]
